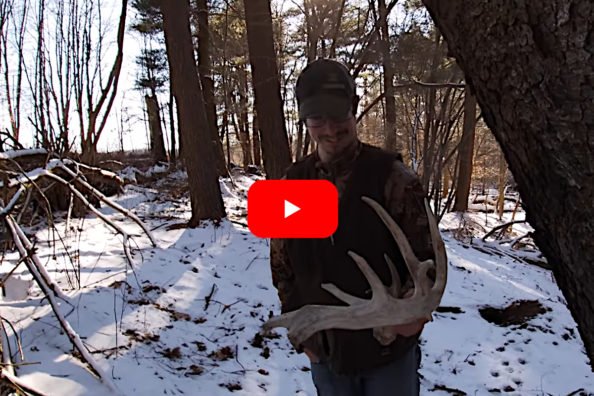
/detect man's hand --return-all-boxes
[385,287,430,338]
[386,317,429,337]
[303,348,320,363]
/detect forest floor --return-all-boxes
[1,165,593,396]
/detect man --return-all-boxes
[270,59,436,396]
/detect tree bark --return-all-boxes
[238,63,253,167]
[422,0,594,368]
[145,94,167,163]
[168,87,177,165]
[453,88,477,211]
[243,0,291,179]
[252,110,262,167]
[195,0,227,176]
[160,0,225,226]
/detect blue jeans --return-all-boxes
[310,344,421,396]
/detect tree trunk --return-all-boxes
[160,0,225,226]
[243,0,291,179]
[295,122,304,161]
[145,94,167,163]
[453,88,477,211]
[168,88,177,166]
[195,0,227,176]
[252,110,262,167]
[422,0,594,368]
[378,0,397,151]
[238,63,253,167]
[496,151,507,220]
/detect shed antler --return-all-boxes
[262,197,447,347]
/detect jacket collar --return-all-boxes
[314,139,362,176]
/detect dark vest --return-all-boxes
[284,143,417,374]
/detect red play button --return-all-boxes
[247,180,338,238]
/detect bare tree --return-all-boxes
[0,0,26,143]
[71,0,128,164]
[160,0,225,226]
[423,0,594,368]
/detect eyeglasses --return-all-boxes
[304,114,353,128]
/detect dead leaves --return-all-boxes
[123,329,160,344]
[479,300,549,327]
[208,345,234,361]
[160,346,182,360]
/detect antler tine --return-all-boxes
[347,251,390,301]
[384,254,402,297]
[361,196,421,284]
[424,199,447,293]
[321,283,367,306]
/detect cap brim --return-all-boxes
[298,94,351,120]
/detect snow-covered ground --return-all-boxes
[1,170,593,395]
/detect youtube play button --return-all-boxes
[247,180,338,238]
[284,200,300,218]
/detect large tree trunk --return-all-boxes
[453,88,477,211]
[145,94,167,163]
[160,0,225,226]
[243,0,291,180]
[422,0,594,368]
[195,0,227,176]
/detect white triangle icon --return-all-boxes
[284,200,300,218]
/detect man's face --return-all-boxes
[305,113,357,160]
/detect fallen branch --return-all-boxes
[5,215,68,301]
[482,220,528,241]
[4,215,120,394]
[41,170,137,269]
[1,368,49,396]
[55,159,157,247]
[471,239,551,270]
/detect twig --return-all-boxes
[245,254,259,271]
[1,318,15,377]
[1,316,23,362]
[204,284,217,311]
[234,344,245,374]
[0,255,28,288]
[221,299,242,313]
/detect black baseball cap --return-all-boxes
[295,59,356,120]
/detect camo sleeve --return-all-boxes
[269,237,296,313]
[384,160,435,291]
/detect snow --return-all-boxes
[1,171,593,396]
[0,148,48,160]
